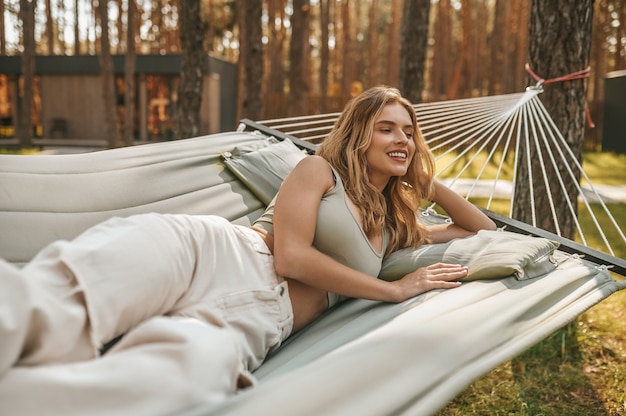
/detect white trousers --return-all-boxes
[0,214,293,416]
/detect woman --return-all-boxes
[0,86,495,415]
[253,86,496,332]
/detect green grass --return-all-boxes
[582,152,626,186]
[0,148,41,155]
[436,152,626,415]
[435,151,626,186]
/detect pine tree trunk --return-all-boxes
[319,0,330,112]
[488,0,509,96]
[45,0,54,54]
[74,0,80,54]
[512,0,593,238]
[288,0,310,116]
[124,0,136,145]
[241,0,264,120]
[18,0,34,147]
[98,0,122,148]
[399,0,430,104]
[387,0,404,88]
[340,0,353,99]
[368,0,379,87]
[0,0,6,55]
[176,0,205,140]
[511,0,530,91]
[432,0,452,100]
[267,0,287,97]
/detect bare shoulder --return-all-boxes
[293,155,333,173]
[286,155,335,192]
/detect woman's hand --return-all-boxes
[390,263,467,302]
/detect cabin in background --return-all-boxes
[0,54,236,145]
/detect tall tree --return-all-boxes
[124,0,136,145]
[18,0,35,147]
[512,0,594,239]
[398,0,431,103]
[45,0,53,54]
[368,0,379,87]
[488,0,509,95]
[319,0,330,112]
[387,0,404,88]
[267,0,287,100]
[0,0,6,55]
[288,0,310,116]
[98,0,122,147]
[241,0,264,120]
[340,0,355,98]
[430,0,451,100]
[510,0,530,91]
[175,0,205,139]
[74,0,80,54]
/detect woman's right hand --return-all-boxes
[390,263,468,302]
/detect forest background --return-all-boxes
[2,1,626,414]
[2,0,625,148]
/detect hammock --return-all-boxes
[1,92,625,416]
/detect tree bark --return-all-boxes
[339,0,353,98]
[98,0,122,148]
[430,0,451,100]
[511,0,530,91]
[18,0,35,147]
[45,0,53,54]
[241,0,264,120]
[288,0,310,116]
[488,0,509,95]
[368,0,379,87]
[175,0,205,140]
[267,0,287,98]
[319,0,330,112]
[0,0,6,55]
[399,0,431,104]
[124,0,136,145]
[387,0,404,88]
[74,0,80,54]
[512,0,594,239]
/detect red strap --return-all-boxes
[525,63,594,128]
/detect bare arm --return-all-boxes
[273,156,467,303]
[425,180,497,244]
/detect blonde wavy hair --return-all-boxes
[316,86,435,256]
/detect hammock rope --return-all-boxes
[254,88,625,256]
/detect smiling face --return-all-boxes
[364,102,416,191]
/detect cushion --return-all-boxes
[222,138,308,205]
[380,229,560,281]
[417,207,453,226]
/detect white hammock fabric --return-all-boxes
[253,88,626,258]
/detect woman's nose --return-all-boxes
[395,131,410,143]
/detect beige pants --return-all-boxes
[0,214,293,415]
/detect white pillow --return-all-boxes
[380,230,560,281]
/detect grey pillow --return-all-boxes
[222,138,308,205]
[380,230,559,281]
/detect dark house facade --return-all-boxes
[0,54,236,144]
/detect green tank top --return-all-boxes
[253,165,389,308]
